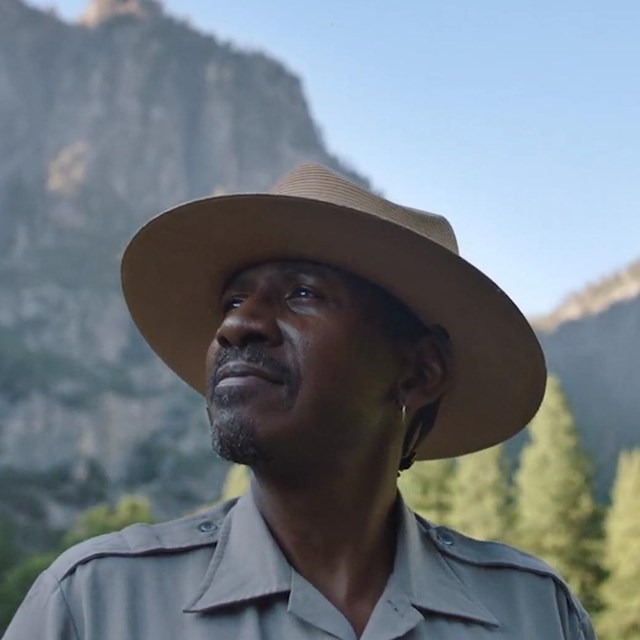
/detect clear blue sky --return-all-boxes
[30,0,640,316]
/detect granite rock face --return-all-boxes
[0,0,366,546]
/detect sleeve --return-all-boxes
[578,613,597,640]
[556,583,597,640]
[574,604,597,640]
[2,570,80,640]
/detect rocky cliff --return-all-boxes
[0,0,366,549]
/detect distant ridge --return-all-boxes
[79,0,164,26]
[533,258,640,332]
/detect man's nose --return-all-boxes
[214,296,282,349]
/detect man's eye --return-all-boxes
[289,285,320,300]
[222,296,244,313]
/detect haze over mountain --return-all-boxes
[0,0,637,549]
[533,259,640,498]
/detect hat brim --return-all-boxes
[121,194,546,459]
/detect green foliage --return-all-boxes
[598,449,640,640]
[514,375,603,611]
[0,517,20,580]
[221,464,251,501]
[0,553,56,631]
[63,495,154,548]
[448,445,511,541]
[398,459,454,523]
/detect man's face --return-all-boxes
[205,261,405,476]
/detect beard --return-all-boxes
[210,418,265,466]
[208,386,269,466]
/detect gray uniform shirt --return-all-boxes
[4,491,596,639]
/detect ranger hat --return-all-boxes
[121,163,546,459]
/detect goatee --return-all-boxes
[209,396,267,466]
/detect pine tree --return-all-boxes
[598,449,640,640]
[514,375,602,611]
[398,459,454,524]
[448,445,511,541]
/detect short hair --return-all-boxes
[347,272,452,470]
[345,271,429,344]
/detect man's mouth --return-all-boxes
[214,363,284,388]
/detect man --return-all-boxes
[4,164,595,639]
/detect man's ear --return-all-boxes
[398,328,453,420]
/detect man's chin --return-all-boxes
[210,417,268,467]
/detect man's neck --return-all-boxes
[251,468,399,637]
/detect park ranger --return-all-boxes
[4,164,596,639]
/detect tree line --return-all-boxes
[1,375,638,638]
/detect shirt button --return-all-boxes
[198,520,217,533]
[436,529,455,546]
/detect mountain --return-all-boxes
[532,260,640,499]
[533,260,640,332]
[0,0,367,550]
[0,0,637,551]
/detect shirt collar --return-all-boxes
[183,489,499,629]
[391,499,499,627]
[183,489,291,612]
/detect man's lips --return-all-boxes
[214,363,284,387]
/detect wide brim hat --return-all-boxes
[121,163,546,459]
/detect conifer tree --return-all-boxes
[448,445,511,541]
[598,449,640,640]
[398,459,454,524]
[514,375,602,611]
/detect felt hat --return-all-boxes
[121,163,546,459]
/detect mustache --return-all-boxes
[208,345,293,394]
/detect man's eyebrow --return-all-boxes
[223,262,335,293]
[223,271,255,292]
[278,263,334,281]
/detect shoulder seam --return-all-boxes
[414,515,589,632]
[46,569,81,640]
[415,514,558,577]
[50,502,235,583]
[57,540,217,582]
[441,550,590,640]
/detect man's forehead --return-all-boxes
[223,260,346,291]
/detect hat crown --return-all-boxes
[271,164,459,255]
